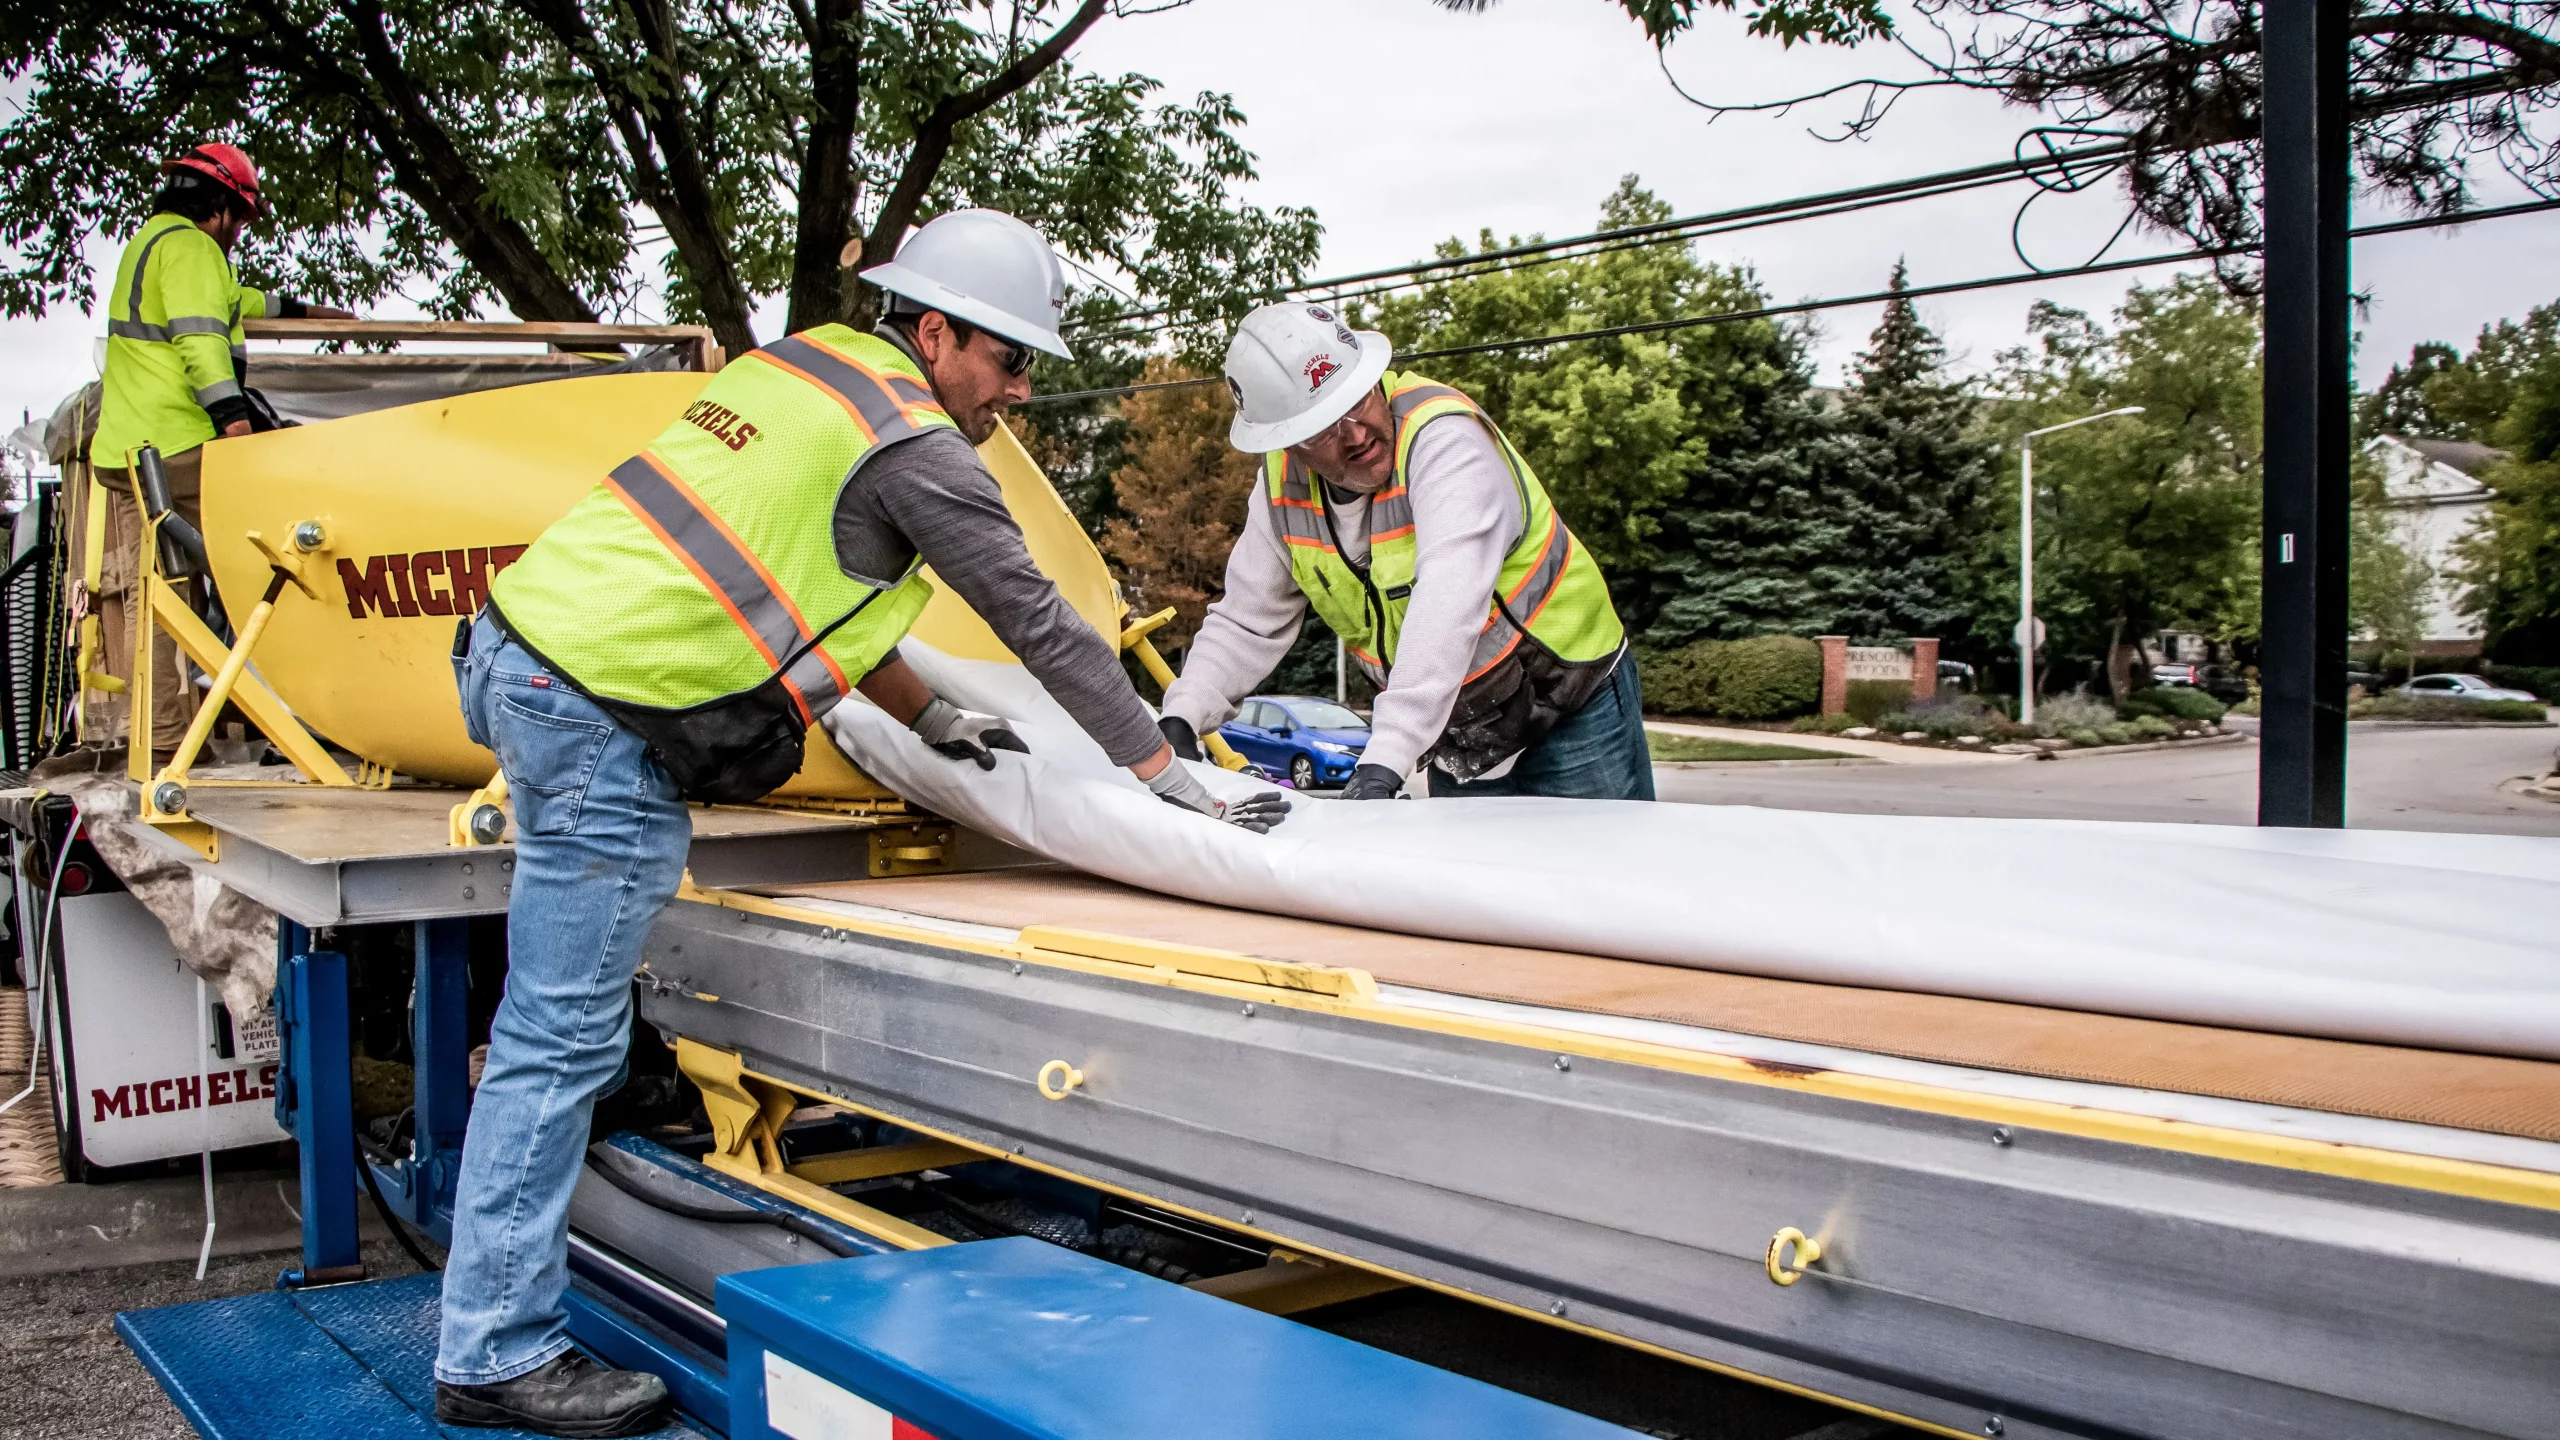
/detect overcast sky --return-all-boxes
[7,0,2557,439]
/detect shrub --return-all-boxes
[2486,664,2560,700]
[2064,726,2104,747]
[1640,635,1824,720]
[1636,644,1715,718]
[2130,714,2179,739]
[2118,687,2226,722]
[2095,721,2139,745]
[2030,692,2116,739]
[1792,712,1861,734]
[1844,679,1911,724]
[1880,694,2014,741]
[1704,635,1824,719]
[2352,694,2548,723]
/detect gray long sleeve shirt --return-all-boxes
[1162,416,1524,778]
[834,425,1164,767]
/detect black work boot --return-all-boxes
[435,1351,673,1437]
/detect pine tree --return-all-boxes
[1817,261,1994,642]
[1643,263,1990,647]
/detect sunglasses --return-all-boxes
[981,332,1036,378]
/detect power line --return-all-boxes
[1017,195,2560,409]
[1063,142,2135,338]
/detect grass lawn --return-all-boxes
[1646,732,1845,763]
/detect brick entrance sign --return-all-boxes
[1818,637,1939,715]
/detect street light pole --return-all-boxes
[2017,407,2144,724]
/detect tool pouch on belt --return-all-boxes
[584,679,809,806]
[1430,630,1623,785]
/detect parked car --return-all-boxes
[2398,673,2541,704]
[2152,662,2202,687]
[1936,659,1976,693]
[1219,696,1370,789]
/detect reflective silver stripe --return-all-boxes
[123,220,189,329]
[1267,455,1330,547]
[603,454,843,718]
[1370,484,1415,538]
[1466,509,1575,678]
[883,373,936,409]
[758,335,931,446]
[1387,383,1465,423]
[108,319,170,342]
[194,379,244,406]
[170,315,230,337]
[262,291,285,318]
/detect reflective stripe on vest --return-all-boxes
[1267,374,1612,683]
[599,453,851,723]
[496,325,954,721]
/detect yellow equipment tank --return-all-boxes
[198,371,1122,796]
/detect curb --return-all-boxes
[2346,719,2557,732]
[0,1169,386,1277]
[1655,757,1886,770]
[2040,729,2250,760]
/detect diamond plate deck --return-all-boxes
[116,1272,710,1440]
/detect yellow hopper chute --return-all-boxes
[198,371,1121,797]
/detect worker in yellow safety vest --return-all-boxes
[1161,302,1651,802]
[84,143,355,754]
[434,209,1286,1437]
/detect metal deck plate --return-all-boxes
[122,785,882,925]
[116,1272,709,1440]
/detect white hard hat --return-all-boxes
[859,209,1073,359]
[1223,301,1394,452]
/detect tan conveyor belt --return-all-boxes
[774,868,2560,1144]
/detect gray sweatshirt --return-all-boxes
[1163,416,1524,778]
[834,426,1164,767]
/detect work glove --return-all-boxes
[1340,763,1406,801]
[1158,714,1203,763]
[909,696,1029,771]
[1145,760,1292,833]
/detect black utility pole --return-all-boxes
[2258,0,2351,827]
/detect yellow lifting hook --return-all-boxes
[1036,1060,1086,1101]
[1765,1226,1823,1287]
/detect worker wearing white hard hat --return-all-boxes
[436,209,1282,1438]
[1160,301,1649,801]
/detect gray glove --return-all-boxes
[1145,759,1292,833]
[910,696,1029,771]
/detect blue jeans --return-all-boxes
[437,613,691,1385]
[1428,653,1655,801]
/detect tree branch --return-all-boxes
[847,0,1110,308]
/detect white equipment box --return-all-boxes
[55,892,285,1167]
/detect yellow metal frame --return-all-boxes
[1117,603,1249,771]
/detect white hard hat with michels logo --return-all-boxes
[1222,301,1395,453]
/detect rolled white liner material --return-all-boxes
[825,642,2560,1061]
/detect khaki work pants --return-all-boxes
[72,448,202,753]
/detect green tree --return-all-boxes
[2361,303,2560,442]
[1362,178,1800,634]
[2454,347,2560,662]
[1811,262,1994,642]
[0,1,1320,357]
[1973,276,2262,699]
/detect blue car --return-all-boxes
[1218,695,1370,789]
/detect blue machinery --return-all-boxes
[122,911,1638,1440]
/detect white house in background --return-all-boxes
[2366,434,2504,654]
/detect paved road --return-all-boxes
[1655,722,2560,835]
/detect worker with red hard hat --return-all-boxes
[83,143,357,755]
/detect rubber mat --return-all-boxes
[116,1272,707,1439]
[775,868,2560,1144]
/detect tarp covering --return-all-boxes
[828,641,2560,1062]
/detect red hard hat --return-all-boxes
[164,143,262,216]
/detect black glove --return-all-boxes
[1341,763,1405,801]
[1158,714,1203,763]
[909,696,1029,771]
[203,392,255,434]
